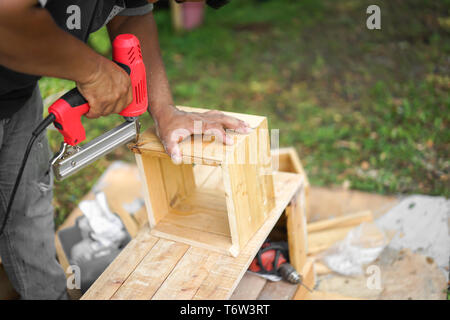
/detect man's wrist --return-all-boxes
[74,53,105,84]
[149,103,178,124]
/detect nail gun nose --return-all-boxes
[124,116,138,122]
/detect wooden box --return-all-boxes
[129,107,275,256]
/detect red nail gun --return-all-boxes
[1,34,147,236]
[49,34,147,180]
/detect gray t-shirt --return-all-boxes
[0,0,153,118]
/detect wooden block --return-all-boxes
[286,183,308,272]
[307,226,354,254]
[130,106,276,256]
[272,147,310,222]
[307,210,373,233]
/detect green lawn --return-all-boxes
[38,0,450,228]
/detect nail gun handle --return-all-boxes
[47,61,129,146]
[113,34,148,118]
[48,88,89,146]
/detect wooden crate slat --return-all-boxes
[81,226,159,300]
[286,184,308,271]
[111,239,189,300]
[135,154,169,227]
[151,220,234,255]
[151,247,221,300]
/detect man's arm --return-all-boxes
[108,13,251,163]
[0,0,132,118]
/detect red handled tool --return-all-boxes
[48,34,148,180]
[49,34,147,146]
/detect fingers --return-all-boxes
[164,128,192,164]
[205,110,251,134]
[204,123,234,145]
[80,60,133,119]
[157,111,253,164]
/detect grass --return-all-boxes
[38,0,450,228]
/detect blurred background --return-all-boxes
[38,0,449,228]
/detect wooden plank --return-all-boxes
[257,280,298,300]
[292,258,315,300]
[222,164,241,255]
[314,261,332,275]
[135,154,169,228]
[81,226,158,300]
[286,183,308,272]
[223,120,274,251]
[160,158,195,208]
[152,220,233,256]
[307,210,373,233]
[307,226,354,254]
[181,163,196,192]
[192,172,304,300]
[271,147,309,221]
[152,247,221,300]
[230,272,267,300]
[194,164,217,187]
[111,239,189,300]
[258,118,276,216]
[226,163,259,249]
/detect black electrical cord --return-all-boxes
[0,113,56,237]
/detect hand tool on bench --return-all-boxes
[1,34,147,236]
[249,240,313,291]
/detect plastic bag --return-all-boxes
[319,222,387,276]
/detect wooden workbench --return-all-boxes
[82,167,307,300]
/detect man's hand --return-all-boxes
[154,106,251,164]
[107,14,251,163]
[77,58,133,119]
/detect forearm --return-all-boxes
[107,13,175,122]
[0,1,103,83]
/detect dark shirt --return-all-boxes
[0,0,153,119]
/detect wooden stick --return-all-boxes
[307,210,373,233]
